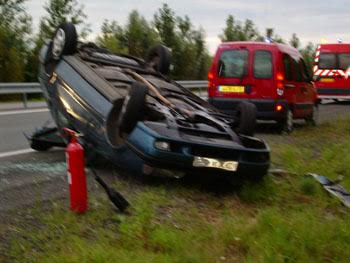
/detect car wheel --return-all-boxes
[30,140,52,151]
[118,82,148,134]
[305,104,319,126]
[52,23,77,60]
[278,108,294,133]
[234,101,257,136]
[146,44,172,75]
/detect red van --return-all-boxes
[208,42,318,132]
[313,43,350,99]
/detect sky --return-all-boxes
[24,0,350,55]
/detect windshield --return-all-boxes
[319,53,336,69]
[318,53,350,70]
[218,49,248,78]
[339,54,350,70]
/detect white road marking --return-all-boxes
[0,149,35,159]
[0,108,49,116]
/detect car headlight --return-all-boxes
[154,141,170,151]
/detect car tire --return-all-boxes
[235,101,257,136]
[30,140,52,151]
[278,108,294,134]
[118,82,148,134]
[305,104,319,126]
[52,23,78,60]
[146,44,171,75]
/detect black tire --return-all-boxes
[51,23,77,60]
[30,140,52,151]
[305,104,319,126]
[146,44,171,75]
[235,101,257,136]
[118,82,148,134]
[278,108,294,134]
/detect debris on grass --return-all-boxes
[308,173,350,208]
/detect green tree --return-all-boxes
[0,0,32,82]
[39,0,89,41]
[289,33,300,49]
[26,0,89,82]
[264,28,284,43]
[153,4,211,80]
[219,15,239,41]
[153,4,176,47]
[220,16,260,42]
[300,42,316,75]
[125,10,158,57]
[96,20,126,53]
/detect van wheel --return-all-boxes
[146,44,171,75]
[305,104,319,126]
[235,101,257,136]
[278,109,294,133]
[118,82,148,134]
[52,23,77,60]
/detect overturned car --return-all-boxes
[32,23,270,180]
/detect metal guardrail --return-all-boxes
[0,81,209,108]
[0,82,43,108]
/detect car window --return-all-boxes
[299,60,308,81]
[301,59,311,81]
[218,49,248,78]
[283,54,293,81]
[319,53,336,69]
[338,53,350,70]
[291,59,303,82]
[254,50,272,78]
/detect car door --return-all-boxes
[251,49,275,99]
[296,59,314,117]
[291,57,308,117]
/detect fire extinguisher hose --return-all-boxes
[92,169,130,212]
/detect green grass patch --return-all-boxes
[2,118,350,262]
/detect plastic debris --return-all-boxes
[308,173,350,208]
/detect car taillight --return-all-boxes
[208,71,215,97]
[276,73,284,96]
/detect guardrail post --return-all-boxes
[23,93,28,109]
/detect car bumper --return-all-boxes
[208,97,289,120]
[317,88,350,99]
[126,122,270,176]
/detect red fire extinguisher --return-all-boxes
[63,128,88,213]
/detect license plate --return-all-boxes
[320,78,334,83]
[193,156,238,172]
[219,85,245,93]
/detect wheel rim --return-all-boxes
[52,28,66,59]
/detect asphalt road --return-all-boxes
[0,109,51,153]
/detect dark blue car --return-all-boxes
[33,23,270,181]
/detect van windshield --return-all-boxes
[218,49,248,78]
[319,53,336,69]
[339,54,350,70]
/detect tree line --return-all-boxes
[0,0,316,83]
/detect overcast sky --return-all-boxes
[25,0,350,54]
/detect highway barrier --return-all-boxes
[0,81,208,108]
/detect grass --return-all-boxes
[2,118,350,262]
